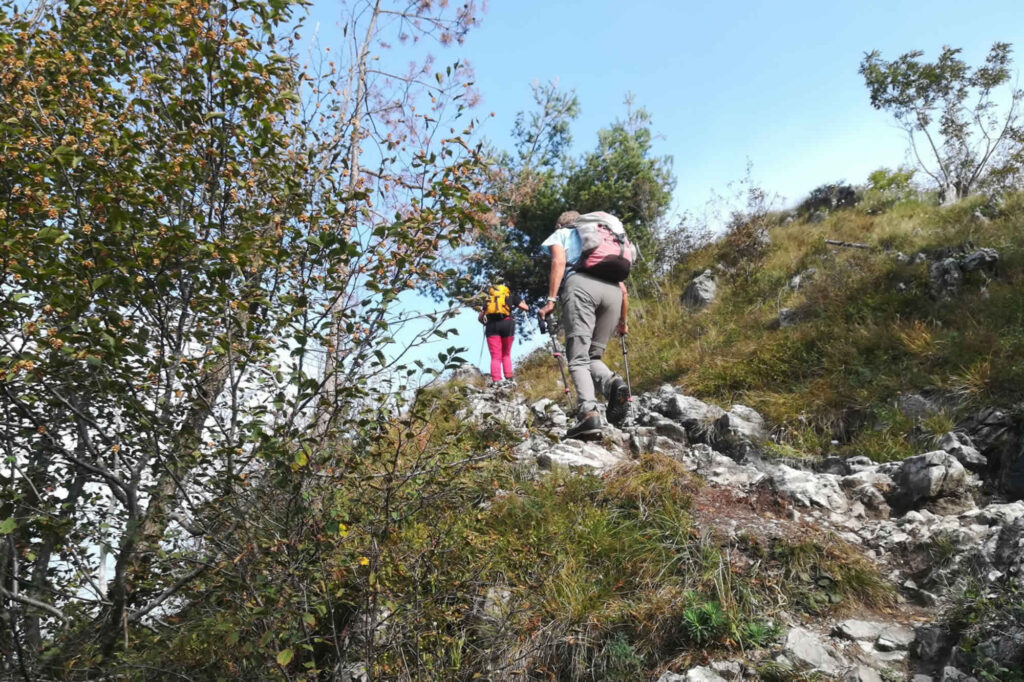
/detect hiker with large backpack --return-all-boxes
[537,210,635,439]
[478,283,529,384]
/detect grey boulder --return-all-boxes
[682,270,718,309]
[891,451,973,514]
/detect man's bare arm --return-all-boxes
[538,244,566,319]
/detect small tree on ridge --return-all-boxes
[859,42,1024,201]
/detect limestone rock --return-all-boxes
[629,427,689,458]
[460,389,530,432]
[937,431,988,473]
[960,248,999,272]
[683,666,728,682]
[529,398,569,429]
[914,624,954,666]
[449,362,483,383]
[992,517,1024,578]
[708,660,743,679]
[892,451,973,514]
[690,444,767,488]
[833,619,886,641]
[770,464,849,513]
[842,666,883,682]
[536,439,627,472]
[833,619,915,653]
[656,391,726,441]
[845,455,877,473]
[940,666,977,682]
[682,270,718,309]
[974,501,1024,526]
[841,469,894,518]
[965,407,1015,454]
[783,626,846,674]
[722,404,767,441]
[875,626,915,651]
[648,415,689,443]
[788,268,817,290]
[897,393,940,420]
[777,307,799,327]
[964,406,1023,500]
[929,258,962,299]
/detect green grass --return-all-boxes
[353,450,895,679]
[946,582,1024,682]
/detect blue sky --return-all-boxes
[458,0,1024,211]
[305,0,1024,375]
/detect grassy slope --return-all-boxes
[520,193,1024,462]
[141,195,1023,680]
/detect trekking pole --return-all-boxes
[619,334,634,421]
[539,314,575,414]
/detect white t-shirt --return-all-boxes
[540,228,583,274]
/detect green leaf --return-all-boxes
[276,648,294,666]
[0,517,16,535]
[36,227,65,243]
[52,146,75,166]
[293,449,308,467]
[302,613,316,626]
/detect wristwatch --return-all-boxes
[546,296,557,303]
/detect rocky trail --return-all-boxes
[457,381,1024,682]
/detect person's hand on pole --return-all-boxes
[538,300,555,319]
[617,320,628,336]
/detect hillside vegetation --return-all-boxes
[12,188,1024,680]
[520,192,1024,464]
[5,0,1024,676]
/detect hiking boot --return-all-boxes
[605,377,630,427]
[565,411,603,440]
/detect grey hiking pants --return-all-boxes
[560,272,622,417]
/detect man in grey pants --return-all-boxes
[537,211,631,439]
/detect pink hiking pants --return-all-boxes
[486,335,515,381]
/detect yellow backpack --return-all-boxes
[484,285,511,316]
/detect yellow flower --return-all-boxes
[357,556,369,566]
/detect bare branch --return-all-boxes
[0,585,67,624]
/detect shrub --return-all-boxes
[799,182,858,216]
[860,167,918,214]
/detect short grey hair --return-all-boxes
[556,210,579,227]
